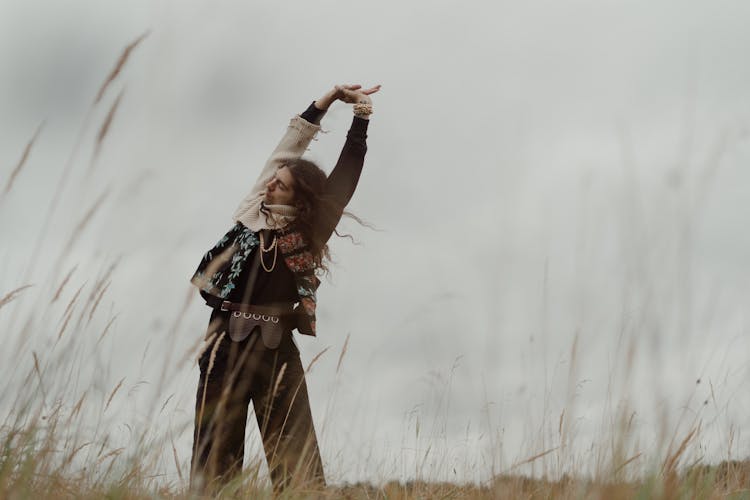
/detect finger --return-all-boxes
[361,85,382,95]
[342,88,368,98]
[341,88,362,98]
[343,84,362,90]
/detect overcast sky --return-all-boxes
[1,0,750,485]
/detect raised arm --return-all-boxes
[244,111,322,199]
[246,84,369,196]
[313,85,380,244]
[232,86,371,224]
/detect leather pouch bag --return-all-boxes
[228,311,286,348]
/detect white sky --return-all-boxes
[1,0,750,486]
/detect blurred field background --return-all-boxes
[1,0,750,497]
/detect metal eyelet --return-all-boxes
[232,311,241,317]
[271,316,279,324]
[262,315,270,322]
[243,312,251,319]
[252,314,261,320]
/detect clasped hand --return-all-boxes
[316,83,381,110]
[333,84,380,105]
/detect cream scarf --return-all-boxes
[234,190,297,231]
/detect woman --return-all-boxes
[188,83,379,494]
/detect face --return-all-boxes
[264,166,296,205]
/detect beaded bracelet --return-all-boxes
[353,102,373,117]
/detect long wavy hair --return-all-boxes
[281,158,367,274]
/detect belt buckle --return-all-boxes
[220,300,231,312]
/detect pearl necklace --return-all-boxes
[259,231,278,272]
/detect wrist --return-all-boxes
[315,88,339,110]
[313,99,331,111]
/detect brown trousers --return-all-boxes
[189,310,325,494]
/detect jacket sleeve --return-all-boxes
[313,116,369,244]
[232,110,322,222]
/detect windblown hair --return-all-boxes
[283,158,366,274]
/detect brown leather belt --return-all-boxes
[220,301,294,317]
[203,294,294,317]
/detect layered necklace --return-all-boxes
[259,230,278,272]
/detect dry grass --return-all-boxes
[2,120,45,199]
[0,454,748,499]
